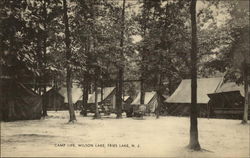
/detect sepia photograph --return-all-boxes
[0,0,249,157]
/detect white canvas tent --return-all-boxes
[87,87,116,110]
[131,91,159,113]
[166,77,223,104]
[44,84,83,105]
[165,77,223,116]
[88,87,116,104]
[57,85,83,104]
[214,82,249,97]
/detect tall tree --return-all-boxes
[204,0,250,123]
[92,1,101,119]
[189,0,201,150]
[139,0,149,105]
[230,26,249,124]
[41,0,48,117]
[242,60,249,124]
[134,0,191,100]
[230,1,250,124]
[63,0,76,122]
[0,0,62,92]
[116,0,126,119]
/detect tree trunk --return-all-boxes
[42,86,48,116]
[140,0,147,105]
[156,55,162,119]
[101,69,104,103]
[63,0,76,122]
[100,70,105,114]
[8,80,15,121]
[140,75,145,104]
[81,33,91,116]
[81,74,89,116]
[156,50,162,119]
[242,62,249,124]
[116,0,126,119]
[94,70,101,119]
[189,0,201,150]
[42,0,48,117]
[38,87,42,95]
[156,73,161,119]
[37,36,42,96]
[8,27,16,121]
[66,70,76,121]
[140,49,145,105]
[168,76,172,95]
[116,68,123,118]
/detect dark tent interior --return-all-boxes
[0,79,42,121]
[43,88,66,111]
[207,91,248,119]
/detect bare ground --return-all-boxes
[1,111,249,157]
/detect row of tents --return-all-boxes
[0,78,162,121]
[44,86,161,116]
[1,77,249,121]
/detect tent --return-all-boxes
[76,87,116,114]
[43,88,65,110]
[131,91,160,113]
[88,87,115,104]
[88,87,116,110]
[57,86,83,104]
[0,79,42,121]
[214,82,249,97]
[165,77,223,117]
[207,82,250,119]
[43,85,83,111]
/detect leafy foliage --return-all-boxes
[0,0,248,96]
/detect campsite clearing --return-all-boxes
[1,111,249,157]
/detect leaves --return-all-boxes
[1,0,248,92]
